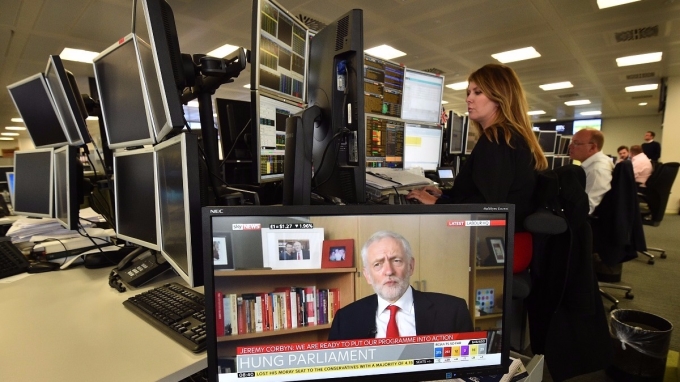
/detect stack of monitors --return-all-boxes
[403,122,443,171]
[365,115,404,168]
[364,55,404,117]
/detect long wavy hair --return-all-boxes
[468,64,548,171]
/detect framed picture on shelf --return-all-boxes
[212,234,234,270]
[321,239,354,268]
[486,237,505,265]
[260,228,325,269]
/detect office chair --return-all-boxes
[637,162,679,260]
[591,161,647,310]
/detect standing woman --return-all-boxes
[407,64,548,227]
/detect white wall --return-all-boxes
[661,76,680,215]
[601,114,663,157]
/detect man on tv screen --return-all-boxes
[328,231,473,340]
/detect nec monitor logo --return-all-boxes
[210,209,224,214]
[232,223,262,231]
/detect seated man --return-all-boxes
[328,231,473,340]
[616,145,629,163]
[279,242,295,260]
[569,128,613,214]
[629,144,653,186]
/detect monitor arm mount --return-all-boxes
[179,48,247,205]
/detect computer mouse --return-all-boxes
[27,261,60,273]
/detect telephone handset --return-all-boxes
[111,247,171,291]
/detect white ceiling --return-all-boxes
[1,0,678,142]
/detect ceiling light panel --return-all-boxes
[491,47,541,63]
[365,45,406,60]
[625,84,658,92]
[539,82,573,91]
[60,47,99,63]
[446,81,468,90]
[564,100,591,106]
[616,52,662,67]
[597,0,640,9]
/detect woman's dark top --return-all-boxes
[437,129,537,229]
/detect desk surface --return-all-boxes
[0,266,207,381]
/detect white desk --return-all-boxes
[0,266,207,381]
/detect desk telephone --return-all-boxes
[109,247,171,292]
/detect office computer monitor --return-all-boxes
[251,0,309,103]
[465,125,480,155]
[44,55,91,146]
[7,73,70,148]
[403,123,443,171]
[155,133,203,287]
[364,54,404,117]
[573,119,602,133]
[217,94,303,185]
[401,68,444,124]
[0,166,12,193]
[203,204,515,382]
[138,0,186,143]
[307,9,366,203]
[537,131,558,154]
[6,172,14,206]
[365,115,404,168]
[13,148,54,218]
[558,136,571,155]
[448,112,466,155]
[113,147,160,249]
[93,33,159,149]
[54,145,83,230]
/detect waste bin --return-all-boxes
[607,309,673,382]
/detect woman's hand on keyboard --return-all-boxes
[406,186,441,205]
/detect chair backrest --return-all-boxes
[592,160,646,265]
[641,162,679,223]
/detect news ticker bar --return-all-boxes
[235,333,491,373]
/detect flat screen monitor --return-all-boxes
[155,133,203,287]
[364,54,404,117]
[7,73,70,148]
[537,131,558,154]
[465,125,480,155]
[573,119,602,133]
[448,112,465,155]
[256,93,303,183]
[251,0,309,104]
[558,136,571,155]
[203,204,515,382]
[44,55,91,146]
[401,68,444,124]
[113,147,160,249]
[403,123,443,171]
[0,166,13,193]
[6,172,15,206]
[13,148,54,218]
[307,9,366,203]
[216,97,256,184]
[139,0,186,142]
[93,33,158,149]
[365,115,404,168]
[54,145,82,230]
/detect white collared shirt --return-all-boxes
[581,151,613,214]
[375,286,416,337]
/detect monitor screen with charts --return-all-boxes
[203,204,515,382]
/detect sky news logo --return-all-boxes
[232,223,261,231]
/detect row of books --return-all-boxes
[215,286,340,336]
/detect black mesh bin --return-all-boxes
[607,309,673,382]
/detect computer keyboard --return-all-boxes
[388,193,422,205]
[123,282,207,353]
[0,238,29,279]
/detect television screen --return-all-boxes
[203,204,514,382]
[572,119,601,133]
[401,68,444,124]
[251,0,309,104]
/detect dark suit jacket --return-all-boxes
[642,141,661,161]
[279,251,295,260]
[295,250,310,260]
[327,289,473,341]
